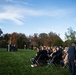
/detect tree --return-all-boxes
[65,27,76,46]
[0,29,3,37]
[39,33,48,46]
[52,38,63,46]
[32,33,38,46]
[48,32,63,46]
[2,32,28,48]
[16,33,28,49]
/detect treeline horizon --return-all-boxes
[0,27,76,48]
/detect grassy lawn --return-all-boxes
[0,48,70,75]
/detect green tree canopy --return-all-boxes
[65,27,76,46]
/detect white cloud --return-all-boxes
[6,0,13,2]
[47,9,70,17]
[0,0,14,2]
[23,8,71,17]
[0,5,71,25]
[5,0,31,6]
[0,12,23,25]
[0,5,24,25]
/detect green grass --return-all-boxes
[0,48,70,75]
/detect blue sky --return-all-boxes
[0,0,76,41]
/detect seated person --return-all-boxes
[47,47,57,64]
[30,46,48,67]
[60,47,68,68]
[47,46,63,64]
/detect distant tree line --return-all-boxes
[0,27,76,49]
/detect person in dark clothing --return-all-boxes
[55,47,63,64]
[50,46,62,64]
[47,46,62,65]
[30,46,48,67]
[68,42,76,75]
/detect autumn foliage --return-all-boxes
[0,30,63,48]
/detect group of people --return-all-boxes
[30,42,76,75]
[30,46,64,67]
[7,44,18,52]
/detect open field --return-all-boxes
[0,48,70,75]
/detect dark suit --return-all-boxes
[68,46,76,75]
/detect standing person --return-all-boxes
[68,42,76,75]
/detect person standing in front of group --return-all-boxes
[68,42,76,75]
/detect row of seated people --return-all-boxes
[30,46,68,67]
